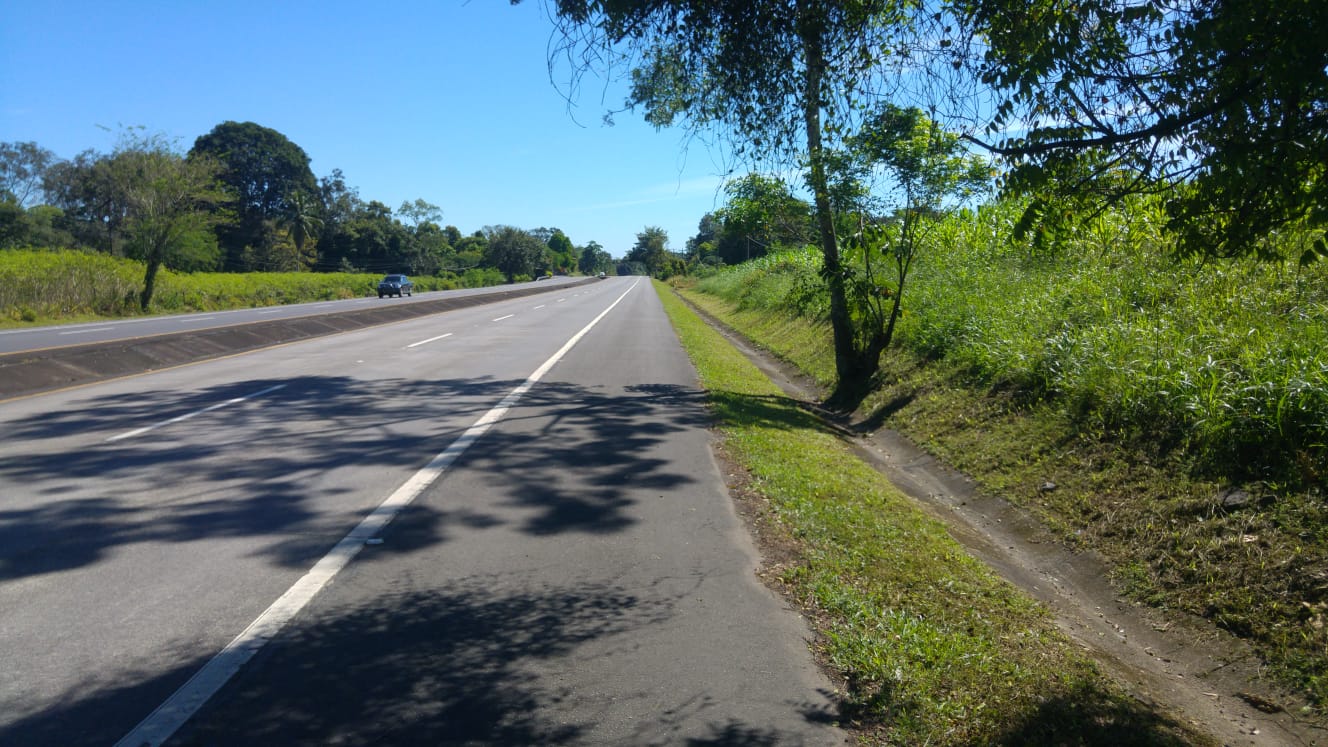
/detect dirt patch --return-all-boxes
[693,303,1326,747]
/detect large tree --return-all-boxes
[959,0,1328,263]
[626,226,671,276]
[712,173,812,264]
[483,225,546,282]
[531,0,917,398]
[189,121,317,267]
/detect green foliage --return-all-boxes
[189,121,318,267]
[709,173,813,264]
[961,0,1328,262]
[697,197,1328,487]
[659,281,1203,745]
[482,225,546,282]
[625,225,674,277]
[0,248,506,322]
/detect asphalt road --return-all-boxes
[0,277,843,746]
[0,276,585,355]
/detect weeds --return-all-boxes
[0,248,510,325]
[680,197,1328,708]
[657,281,1206,745]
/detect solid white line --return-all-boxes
[406,332,453,348]
[59,326,116,335]
[113,278,642,747]
[105,384,287,443]
[182,316,216,322]
[491,314,514,322]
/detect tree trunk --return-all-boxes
[140,256,160,311]
[799,3,873,403]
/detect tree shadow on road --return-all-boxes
[0,375,707,581]
[159,576,834,746]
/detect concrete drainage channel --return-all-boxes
[0,279,597,400]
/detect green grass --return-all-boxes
[655,280,1208,746]
[0,248,511,326]
[679,197,1328,712]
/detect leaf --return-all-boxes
[1298,236,1328,267]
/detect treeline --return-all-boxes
[0,125,616,308]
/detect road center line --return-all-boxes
[406,332,453,348]
[114,278,641,747]
[105,384,287,443]
[533,304,546,310]
[491,314,514,322]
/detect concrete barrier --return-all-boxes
[0,279,596,400]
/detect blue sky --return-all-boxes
[0,0,735,257]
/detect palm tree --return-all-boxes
[280,191,322,257]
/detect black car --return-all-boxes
[377,274,413,298]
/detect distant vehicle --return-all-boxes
[377,274,413,298]
[597,272,606,278]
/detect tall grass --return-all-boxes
[0,248,511,323]
[696,199,1328,486]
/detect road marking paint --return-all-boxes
[533,304,546,310]
[114,279,641,747]
[59,326,116,335]
[105,384,287,443]
[406,332,453,348]
[492,314,514,322]
[556,298,567,303]
[182,316,216,322]
[258,309,284,315]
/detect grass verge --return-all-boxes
[654,280,1209,746]
[677,280,1328,717]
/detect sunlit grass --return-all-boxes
[0,248,509,325]
[680,199,1328,710]
[657,280,1205,745]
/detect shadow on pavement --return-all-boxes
[0,375,706,582]
[166,577,833,746]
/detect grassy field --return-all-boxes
[0,248,509,325]
[655,280,1208,745]
[682,198,1328,713]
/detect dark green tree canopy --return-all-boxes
[960,0,1328,262]
[483,225,546,282]
[190,121,317,263]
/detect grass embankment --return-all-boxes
[0,248,509,326]
[679,198,1328,714]
[655,280,1206,745]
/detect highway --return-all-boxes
[0,276,585,355]
[0,277,842,746]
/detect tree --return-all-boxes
[712,173,812,264]
[545,229,576,273]
[578,240,612,274]
[0,141,57,207]
[533,0,918,399]
[43,150,133,255]
[109,131,222,309]
[279,190,322,260]
[190,121,317,267]
[958,0,1328,263]
[626,226,672,277]
[483,225,546,282]
[843,105,990,360]
[398,198,442,228]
